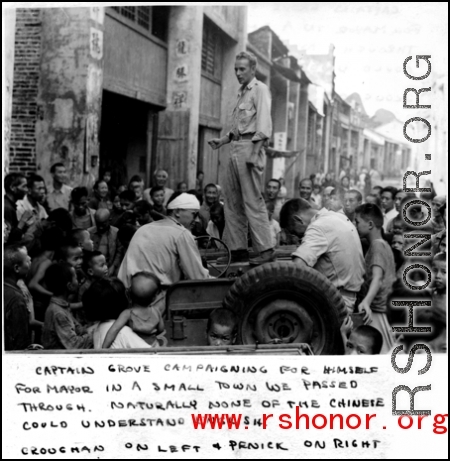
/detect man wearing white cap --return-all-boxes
[118,193,210,312]
[208,51,274,265]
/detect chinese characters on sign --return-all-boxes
[90,28,103,60]
[173,92,187,109]
[176,39,189,57]
[174,65,189,83]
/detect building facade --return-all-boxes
[7,6,247,191]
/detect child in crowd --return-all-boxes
[150,186,167,216]
[71,228,94,252]
[354,203,397,353]
[119,190,136,212]
[14,246,43,344]
[206,308,238,347]
[42,262,93,350]
[390,229,406,277]
[56,237,84,272]
[267,202,281,247]
[79,251,109,301]
[102,272,165,348]
[345,325,383,355]
[115,190,139,228]
[394,308,446,354]
[56,237,84,311]
[4,244,32,350]
[70,187,96,230]
[83,278,155,349]
[431,252,446,315]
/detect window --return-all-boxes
[201,18,223,81]
[110,6,169,42]
[137,6,151,30]
[152,7,170,42]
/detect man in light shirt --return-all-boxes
[47,163,72,211]
[280,198,365,314]
[16,174,48,235]
[209,51,274,265]
[380,186,398,232]
[299,178,320,210]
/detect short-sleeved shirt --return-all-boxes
[292,209,365,292]
[47,184,73,211]
[42,297,93,350]
[364,239,396,313]
[227,77,272,142]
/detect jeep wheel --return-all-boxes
[223,262,346,355]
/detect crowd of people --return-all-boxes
[3,161,446,355]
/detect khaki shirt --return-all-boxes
[292,209,365,292]
[118,217,210,288]
[227,77,272,142]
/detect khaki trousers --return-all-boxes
[223,140,273,253]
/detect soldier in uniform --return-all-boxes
[209,51,274,265]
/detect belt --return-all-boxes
[233,133,254,141]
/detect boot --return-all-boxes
[217,249,249,265]
[249,248,276,266]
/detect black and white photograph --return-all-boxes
[3,2,448,459]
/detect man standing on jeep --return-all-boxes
[280,198,365,314]
[208,51,274,266]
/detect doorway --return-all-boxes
[99,90,159,188]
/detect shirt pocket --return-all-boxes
[238,102,254,115]
[238,102,255,130]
